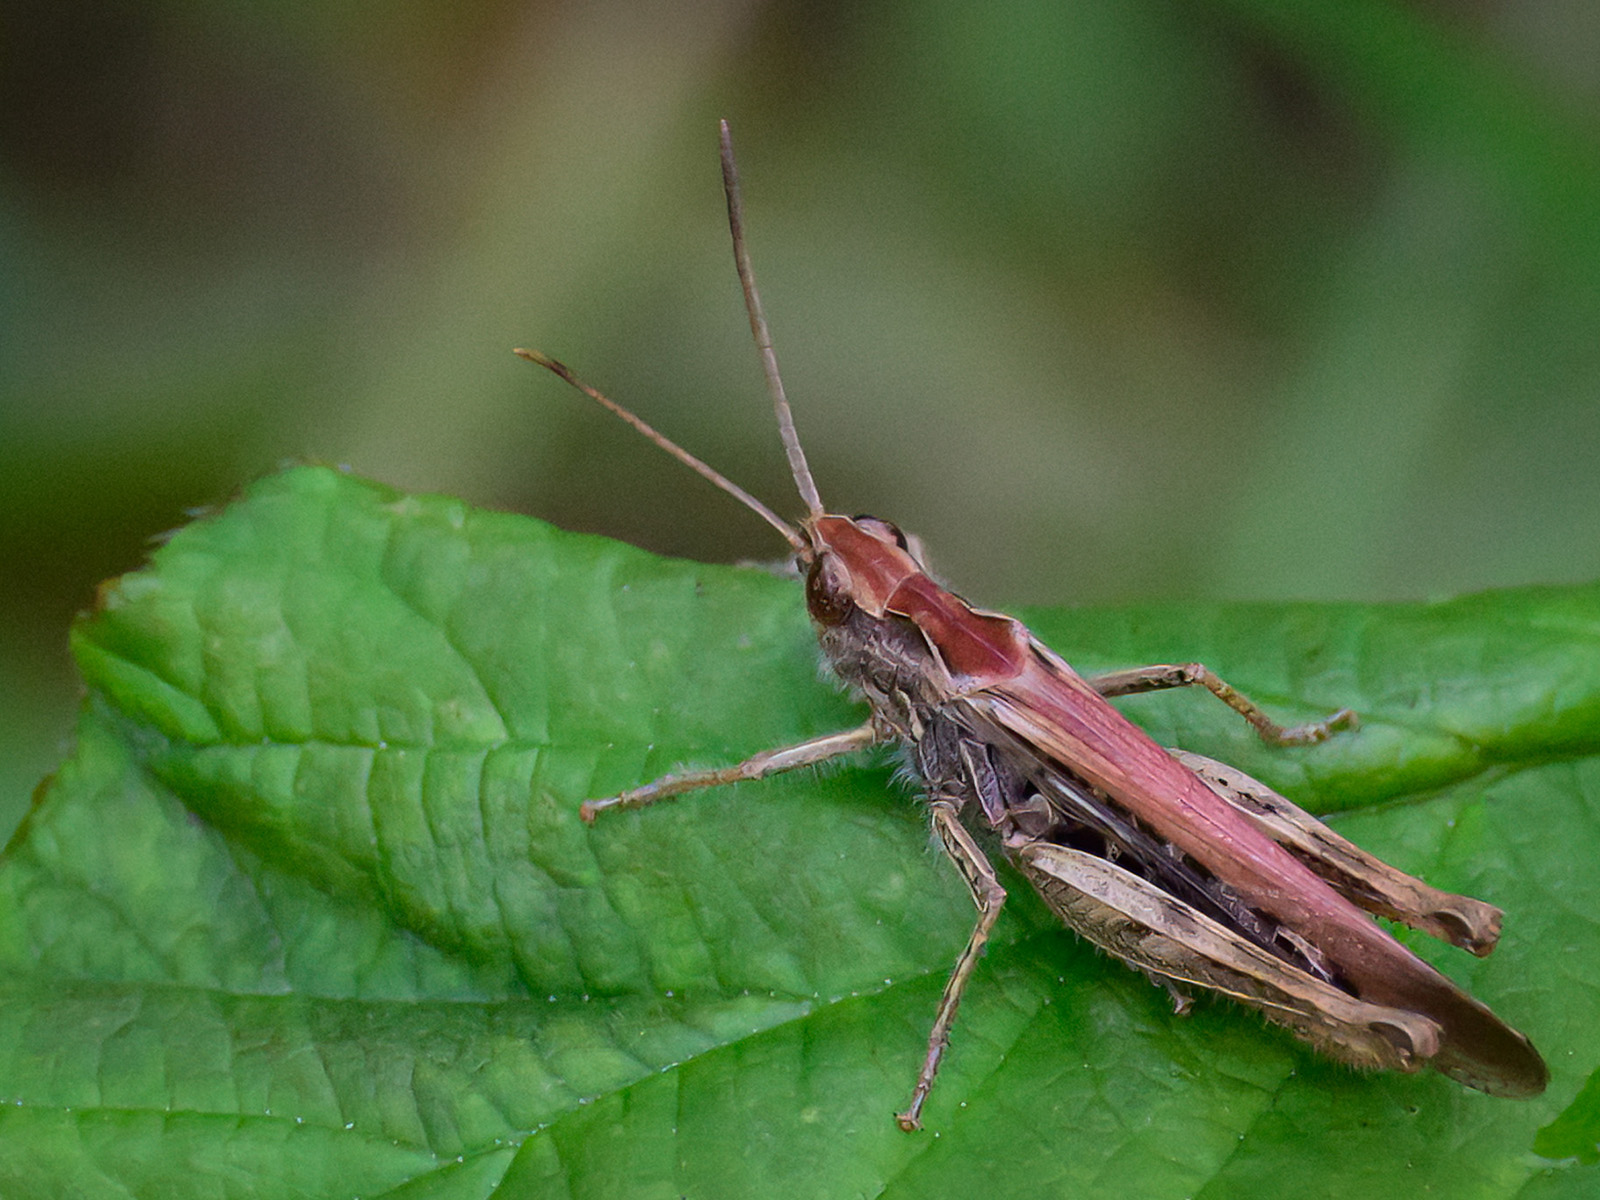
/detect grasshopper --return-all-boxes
[517,121,1547,1130]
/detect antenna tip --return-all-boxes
[513,347,575,385]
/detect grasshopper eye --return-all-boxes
[853,515,909,551]
[805,552,855,627]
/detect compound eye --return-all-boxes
[852,515,909,550]
[804,553,855,627]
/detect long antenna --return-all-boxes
[719,120,825,519]
[513,348,806,553]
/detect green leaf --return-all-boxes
[3,464,1596,1198]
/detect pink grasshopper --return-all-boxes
[518,121,1547,1130]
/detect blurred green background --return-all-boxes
[6,0,1600,838]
